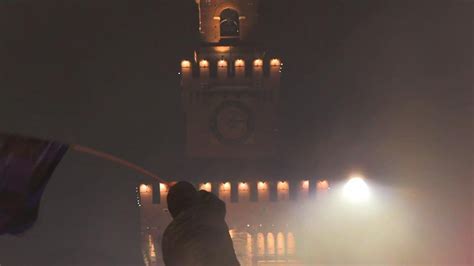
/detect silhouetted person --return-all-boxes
[162,181,240,266]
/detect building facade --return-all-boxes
[138,179,329,265]
[138,1,329,265]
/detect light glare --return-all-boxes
[343,176,370,202]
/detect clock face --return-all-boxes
[210,101,254,144]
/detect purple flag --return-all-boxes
[0,133,68,235]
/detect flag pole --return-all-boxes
[71,144,168,185]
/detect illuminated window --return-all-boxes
[277,232,285,256]
[199,182,212,192]
[139,184,151,204]
[253,59,263,67]
[199,60,209,68]
[267,233,275,255]
[299,180,309,199]
[257,233,265,256]
[235,59,245,68]
[246,233,253,258]
[220,8,240,38]
[217,59,228,68]
[317,180,329,191]
[159,183,168,192]
[238,182,249,191]
[238,182,250,201]
[287,232,296,255]
[219,182,231,202]
[302,180,309,189]
[160,183,169,203]
[222,182,231,191]
[258,181,269,201]
[270,58,281,67]
[181,60,191,68]
[277,181,289,201]
[140,184,150,193]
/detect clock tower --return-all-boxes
[139,2,319,264]
[180,0,281,159]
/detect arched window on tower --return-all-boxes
[220,8,240,38]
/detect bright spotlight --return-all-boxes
[343,176,370,203]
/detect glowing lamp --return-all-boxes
[218,59,228,68]
[258,181,267,190]
[181,60,191,68]
[253,59,263,67]
[199,60,209,68]
[235,59,245,68]
[270,58,281,67]
[343,176,370,203]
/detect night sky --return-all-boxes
[0,0,472,264]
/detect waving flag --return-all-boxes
[0,132,165,236]
[0,133,68,235]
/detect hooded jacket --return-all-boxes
[162,190,240,266]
